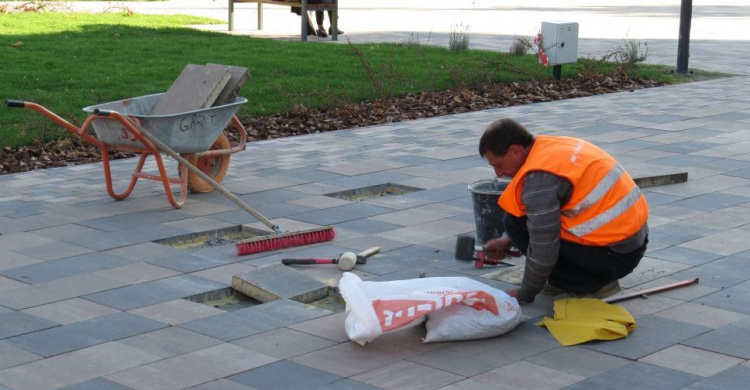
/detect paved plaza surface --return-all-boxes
[1,1,750,389]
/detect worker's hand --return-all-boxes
[483,236,520,260]
[505,288,533,305]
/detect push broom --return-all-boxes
[94,109,335,256]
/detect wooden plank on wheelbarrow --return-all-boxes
[208,64,251,106]
[150,64,231,115]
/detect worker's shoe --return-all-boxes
[316,26,328,38]
[540,282,564,296]
[328,27,344,35]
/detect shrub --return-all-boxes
[509,35,533,56]
[449,23,470,52]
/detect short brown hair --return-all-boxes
[478,118,534,157]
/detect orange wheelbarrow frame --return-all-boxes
[5,99,247,208]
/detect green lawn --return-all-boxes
[0,12,720,147]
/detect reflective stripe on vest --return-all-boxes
[568,185,643,237]
[564,162,626,218]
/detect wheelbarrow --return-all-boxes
[5,93,248,208]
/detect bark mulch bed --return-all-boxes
[1,73,662,175]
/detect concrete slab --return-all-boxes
[232,263,329,303]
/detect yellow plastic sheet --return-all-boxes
[536,298,637,346]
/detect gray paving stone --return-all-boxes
[564,362,701,390]
[119,327,222,358]
[0,341,160,390]
[334,218,405,235]
[93,262,181,285]
[25,224,103,241]
[0,231,57,252]
[251,202,317,220]
[232,328,337,359]
[682,316,750,359]
[21,298,120,325]
[649,222,719,247]
[581,315,712,360]
[638,344,744,378]
[14,241,95,261]
[232,263,329,303]
[685,365,750,390]
[0,273,129,310]
[672,256,750,289]
[0,250,44,272]
[319,171,415,189]
[186,379,255,390]
[0,311,59,339]
[525,346,630,378]
[355,244,460,276]
[180,300,331,341]
[228,360,342,390]
[77,210,193,232]
[83,274,227,310]
[236,188,311,207]
[104,343,277,390]
[647,246,723,266]
[59,378,135,390]
[695,280,750,315]
[5,312,166,357]
[127,299,224,325]
[0,341,42,370]
[285,169,351,182]
[641,191,685,208]
[62,230,144,251]
[290,203,395,225]
[408,333,559,377]
[667,193,750,212]
[317,379,382,390]
[146,252,235,273]
[1,252,133,284]
[103,242,184,262]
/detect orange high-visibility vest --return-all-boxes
[498,135,648,246]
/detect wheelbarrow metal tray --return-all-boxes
[83,93,247,153]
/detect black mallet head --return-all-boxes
[455,235,477,261]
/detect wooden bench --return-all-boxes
[228,0,338,42]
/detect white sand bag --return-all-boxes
[338,273,522,345]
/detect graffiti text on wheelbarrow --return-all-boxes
[180,114,218,132]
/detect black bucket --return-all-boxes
[469,179,510,244]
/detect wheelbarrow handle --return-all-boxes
[4,100,26,108]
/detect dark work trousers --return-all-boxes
[503,213,647,294]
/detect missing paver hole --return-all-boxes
[184,287,261,312]
[153,225,272,250]
[324,183,423,201]
[185,287,345,313]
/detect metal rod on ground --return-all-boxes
[604,277,699,304]
[94,109,282,233]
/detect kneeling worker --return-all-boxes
[479,118,649,304]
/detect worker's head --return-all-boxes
[479,118,534,178]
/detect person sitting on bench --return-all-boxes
[313,10,343,38]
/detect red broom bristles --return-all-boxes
[236,226,335,256]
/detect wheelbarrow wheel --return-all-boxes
[180,133,231,193]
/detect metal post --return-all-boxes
[228,0,234,31]
[677,0,693,73]
[301,0,308,42]
[552,65,562,80]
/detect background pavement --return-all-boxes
[0,1,749,389]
